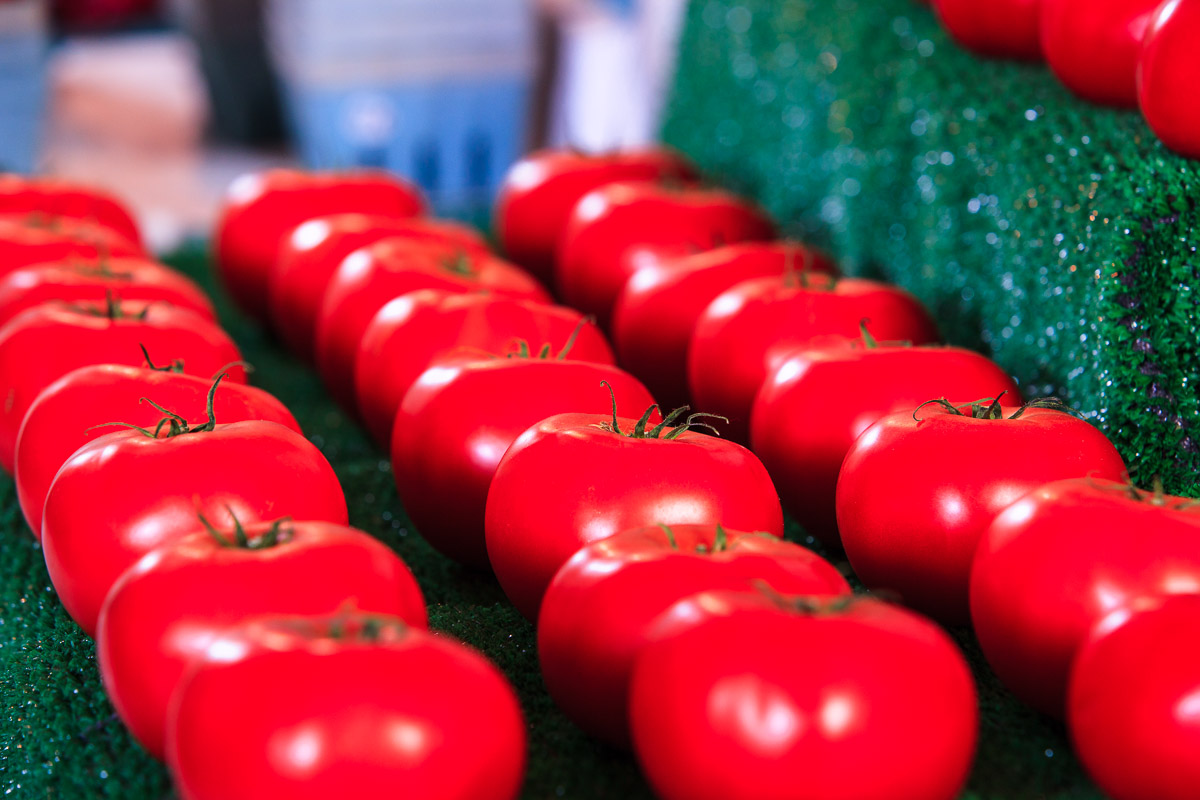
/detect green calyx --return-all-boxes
[781,247,834,290]
[87,371,228,439]
[269,606,411,643]
[139,343,185,374]
[505,316,593,361]
[199,508,294,550]
[597,380,728,439]
[912,391,1076,422]
[754,581,859,616]
[70,290,150,321]
[1112,475,1200,511]
[853,318,912,350]
[443,251,476,277]
[658,522,731,554]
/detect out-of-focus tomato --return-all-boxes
[1137,0,1200,159]
[0,174,142,247]
[0,214,145,278]
[933,0,1044,60]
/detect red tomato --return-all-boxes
[316,240,549,413]
[612,242,837,410]
[167,612,525,800]
[751,340,1021,545]
[629,590,978,800]
[0,300,246,473]
[556,182,776,328]
[689,274,939,444]
[393,359,652,570]
[485,408,784,621]
[971,478,1200,716]
[1137,0,1200,159]
[97,520,427,759]
[933,0,1044,59]
[268,213,488,361]
[0,258,215,327]
[0,214,145,277]
[837,399,1127,624]
[15,364,298,537]
[0,174,142,247]
[1068,594,1200,800]
[494,148,696,283]
[214,170,425,320]
[539,524,849,747]
[359,290,614,447]
[1041,0,1159,106]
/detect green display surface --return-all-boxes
[664,0,1199,498]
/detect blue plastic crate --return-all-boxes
[0,51,46,174]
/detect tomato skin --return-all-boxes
[751,345,1021,545]
[970,478,1200,717]
[269,213,488,361]
[689,275,940,444]
[97,521,427,759]
[629,592,978,800]
[1040,0,1159,106]
[0,175,143,247]
[167,614,525,800]
[0,301,246,473]
[494,148,696,284]
[0,215,145,277]
[837,405,1127,624]
[315,240,549,413]
[360,290,614,447]
[485,412,784,621]
[393,359,652,570]
[612,242,837,410]
[215,170,425,320]
[1068,595,1200,800]
[556,182,776,328]
[1137,0,1200,159]
[16,365,298,537]
[933,0,1044,60]
[538,524,849,748]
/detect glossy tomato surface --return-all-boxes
[1041,0,1159,106]
[97,521,427,759]
[0,214,145,277]
[1137,0,1200,159]
[971,478,1200,716]
[837,403,1127,624]
[933,0,1043,59]
[0,174,142,247]
[538,524,849,747]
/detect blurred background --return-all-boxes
[0,0,687,251]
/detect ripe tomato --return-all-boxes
[97,519,427,759]
[1040,0,1159,106]
[315,240,549,413]
[15,364,298,537]
[689,274,939,444]
[933,0,1044,60]
[556,182,776,328]
[0,214,145,277]
[0,174,142,247]
[393,359,652,570]
[0,300,246,473]
[167,612,525,800]
[214,169,425,320]
[494,148,696,284]
[1137,0,1200,159]
[837,398,1127,624]
[359,289,614,447]
[538,524,849,747]
[268,213,488,361]
[629,590,978,800]
[0,258,216,327]
[971,478,1200,716]
[1068,595,1200,800]
[612,242,837,410]
[485,407,784,621]
[751,339,1020,545]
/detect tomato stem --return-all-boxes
[198,509,294,550]
[912,392,1077,422]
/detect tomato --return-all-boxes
[214,169,425,320]
[494,148,696,284]
[15,364,298,537]
[316,240,549,413]
[0,299,246,473]
[0,258,215,327]
[393,359,652,570]
[0,214,145,277]
[612,242,837,410]
[689,274,939,444]
[167,612,525,800]
[1068,594,1200,800]
[0,174,142,247]
[485,407,784,621]
[971,478,1200,716]
[1137,0,1200,159]
[751,339,1021,545]
[538,524,849,747]
[269,213,488,361]
[556,182,776,328]
[359,289,614,447]
[629,590,978,800]
[836,398,1127,624]
[1040,0,1159,106]
[97,519,426,759]
[933,0,1044,60]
